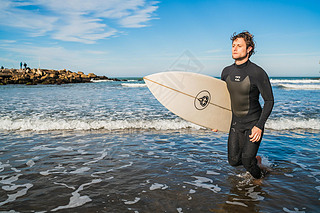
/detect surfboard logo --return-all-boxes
[194,90,211,110]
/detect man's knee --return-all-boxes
[228,156,241,167]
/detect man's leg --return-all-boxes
[227,127,243,167]
[241,129,264,179]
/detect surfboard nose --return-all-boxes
[143,71,232,132]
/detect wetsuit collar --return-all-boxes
[234,60,250,69]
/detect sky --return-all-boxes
[0,0,319,77]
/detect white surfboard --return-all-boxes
[143,71,232,132]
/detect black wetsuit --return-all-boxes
[221,60,274,179]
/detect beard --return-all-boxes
[232,52,249,61]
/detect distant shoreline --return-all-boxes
[1,68,318,85]
[0,68,134,85]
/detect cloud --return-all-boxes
[119,3,159,28]
[0,0,159,43]
[0,0,57,36]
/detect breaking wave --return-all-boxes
[271,78,320,90]
[270,79,320,84]
[1,117,319,132]
[276,84,320,90]
[121,83,147,87]
[266,118,320,131]
[0,118,202,132]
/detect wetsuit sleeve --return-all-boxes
[255,70,274,129]
[221,67,228,81]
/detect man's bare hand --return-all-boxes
[249,126,262,142]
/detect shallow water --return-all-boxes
[0,77,319,212]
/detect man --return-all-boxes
[220,31,274,179]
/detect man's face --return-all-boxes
[232,38,251,61]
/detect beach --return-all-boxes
[0,77,319,212]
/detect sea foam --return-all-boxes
[277,84,320,90]
[1,117,319,132]
[266,118,320,130]
[0,117,202,131]
[121,83,147,87]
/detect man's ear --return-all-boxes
[247,46,252,54]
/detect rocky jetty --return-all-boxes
[0,68,125,85]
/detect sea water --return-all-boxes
[0,77,319,212]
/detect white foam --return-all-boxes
[0,118,202,132]
[0,173,33,206]
[0,174,22,185]
[278,84,320,90]
[90,79,113,82]
[207,170,220,175]
[11,168,21,172]
[283,207,306,213]
[121,83,147,87]
[51,179,102,211]
[225,201,248,207]
[54,182,76,190]
[177,207,183,213]
[184,176,221,193]
[0,183,33,206]
[26,160,35,167]
[245,186,264,201]
[189,189,196,194]
[40,171,50,176]
[119,162,133,169]
[150,183,168,190]
[186,158,202,164]
[70,167,90,174]
[285,173,294,177]
[271,79,320,84]
[0,161,11,172]
[266,118,320,130]
[123,197,141,205]
[84,149,108,165]
[261,155,272,168]
[192,176,213,183]
[91,171,107,177]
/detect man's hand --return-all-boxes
[249,126,262,142]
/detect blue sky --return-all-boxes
[0,0,319,77]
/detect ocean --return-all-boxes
[0,76,319,212]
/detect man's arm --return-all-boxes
[255,70,274,130]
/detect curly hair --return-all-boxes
[231,31,256,58]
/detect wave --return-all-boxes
[1,117,319,132]
[266,118,320,131]
[271,79,320,84]
[0,118,202,132]
[277,84,320,90]
[90,79,113,83]
[121,83,147,87]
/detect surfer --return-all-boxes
[219,31,274,179]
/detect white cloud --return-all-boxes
[0,0,57,36]
[119,3,159,28]
[0,0,159,43]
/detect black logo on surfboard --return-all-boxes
[194,90,211,110]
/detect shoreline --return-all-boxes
[0,68,130,85]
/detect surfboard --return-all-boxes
[143,71,232,132]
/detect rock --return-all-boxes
[88,73,97,78]
[0,68,130,85]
